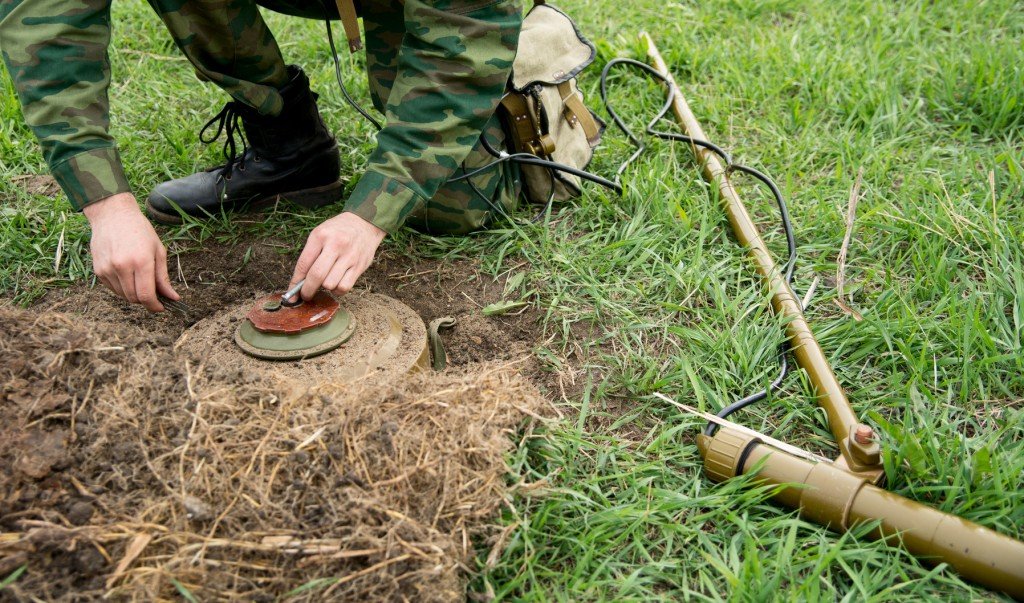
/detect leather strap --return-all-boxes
[557,81,601,145]
[334,0,362,52]
[500,93,544,155]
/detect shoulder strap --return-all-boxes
[334,0,363,52]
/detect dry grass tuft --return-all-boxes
[0,307,546,601]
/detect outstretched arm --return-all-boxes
[289,0,522,299]
[1,0,177,310]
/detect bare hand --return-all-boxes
[288,212,386,300]
[83,192,179,312]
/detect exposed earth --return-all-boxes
[35,238,544,373]
[0,235,558,601]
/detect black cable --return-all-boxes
[450,150,622,192]
[322,10,382,132]
[460,162,512,220]
[600,59,734,178]
[473,132,558,223]
[597,57,799,436]
[317,25,796,428]
[479,133,559,221]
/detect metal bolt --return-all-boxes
[281,280,304,303]
[854,424,874,445]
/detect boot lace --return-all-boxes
[199,102,257,180]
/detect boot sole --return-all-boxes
[146,179,346,225]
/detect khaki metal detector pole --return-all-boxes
[642,33,880,476]
[700,427,1024,598]
[642,33,1024,598]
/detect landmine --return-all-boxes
[235,291,356,360]
[177,292,430,384]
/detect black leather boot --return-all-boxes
[147,66,343,224]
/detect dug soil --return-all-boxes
[35,239,542,371]
[0,239,553,601]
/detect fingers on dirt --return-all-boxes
[134,264,163,312]
[116,271,138,304]
[99,275,123,299]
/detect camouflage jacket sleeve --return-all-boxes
[0,0,130,210]
[342,0,522,234]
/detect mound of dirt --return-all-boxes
[178,293,430,386]
[0,306,547,601]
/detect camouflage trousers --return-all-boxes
[146,0,520,235]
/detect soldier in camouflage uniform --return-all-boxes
[0,0,522,310]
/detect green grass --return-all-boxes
[2,0,1023,600]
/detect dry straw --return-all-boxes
[0,308,547,601]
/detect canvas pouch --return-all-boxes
[499,2,604,204]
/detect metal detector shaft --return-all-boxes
[642,33,877,474]
[642,33,1024,598]
[700,428,1024,598]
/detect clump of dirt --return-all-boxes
[0,306,548,600]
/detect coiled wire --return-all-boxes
[598,58,799,436]
[319,27,799,433]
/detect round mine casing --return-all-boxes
[234,306,356,360]
[178,293,430,385]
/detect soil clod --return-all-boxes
[13,430,68,480]
[65,500,95,525]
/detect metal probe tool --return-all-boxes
[158,294,192,320]
[282,280,304,305]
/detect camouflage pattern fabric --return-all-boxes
[0,0,523,234]
[351,0,522,234]
[148,0,291,114]
[0,0,130,209]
